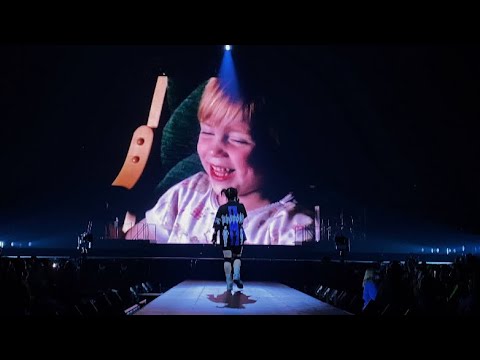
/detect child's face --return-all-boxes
[197,116,263,197]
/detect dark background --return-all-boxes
[1,45,479,250]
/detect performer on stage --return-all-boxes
[212,187,247,291]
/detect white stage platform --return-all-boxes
[135,280,351,315]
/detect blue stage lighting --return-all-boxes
[225,45,232,51]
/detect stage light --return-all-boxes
[225,45,231,51]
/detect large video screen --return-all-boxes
[108,54,320,246]
[2,45,479,251]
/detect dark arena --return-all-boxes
[1,45,480,317]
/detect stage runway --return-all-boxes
[135,280,350,315]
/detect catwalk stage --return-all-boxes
[1,241,457,316]
[134,280,350,315]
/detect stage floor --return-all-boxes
[135,280,350,315]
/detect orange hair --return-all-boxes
[198,77,255,126]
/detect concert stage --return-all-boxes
[135,280,350,315]
[0,240,463,316]
[1,240,459,264]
